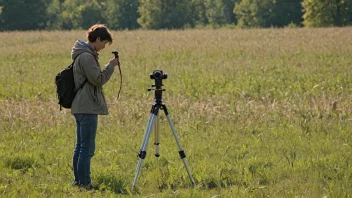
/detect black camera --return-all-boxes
[150,70,167,80]
[149,70,167,90]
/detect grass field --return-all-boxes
[0,28,351,197]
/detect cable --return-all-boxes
[112,50,122,101]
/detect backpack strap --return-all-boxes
[74,79,87,92]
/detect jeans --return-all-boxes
[73,114,98,186]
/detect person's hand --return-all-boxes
[109,57,120,67]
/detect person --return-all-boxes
[70,24,119,190]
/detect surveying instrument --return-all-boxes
[132,70,195,188]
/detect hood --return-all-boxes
[71,40,99,60]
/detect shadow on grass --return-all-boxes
[3,155,35,172]
[96,174,128,195]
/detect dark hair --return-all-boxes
[87,24,113,44]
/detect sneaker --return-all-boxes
[82,183,95,191]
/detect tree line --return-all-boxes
[0,0,351,31]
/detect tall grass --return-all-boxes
[0,28,351,197]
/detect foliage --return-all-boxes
[205,0,236,26]
[0,0,48,30]
[1,0,352,30]
[46,0,63,30]
[272,0,303,26]
[302,0,352,27]
[60,0,105,30]
[234,0,302,28]
[189,0,208,26]
[138,0,191,29]
[104,0,140,30]
[235,0,263,27]
[137,0,163,29]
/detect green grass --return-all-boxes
[0,28,351,197]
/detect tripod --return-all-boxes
[132,76,195,189]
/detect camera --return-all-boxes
[150,70,167,80]
[150,70,167,89]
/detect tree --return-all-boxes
[272,0,302,27]
[137,0,162,29]
[104,0,140,30]
[190,0,208,26]
[0,1,3,30]
[0,0,48,30]
[234,0,270,27]
[46,0,64,30]
[60,0,105,30]
[138,0,191,29]
[223,0,237,24]
[234,0,302,28]
[197,0,236,26]
[206,0,227,26]
[302,0,352,27]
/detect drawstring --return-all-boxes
[111,50,122,102]
[116,63,122,100]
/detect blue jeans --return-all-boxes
[73,114,98,186]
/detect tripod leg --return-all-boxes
[154,115,160,157]
[138,113,154,151]
[162,105,196,187]
[132,113,156,188]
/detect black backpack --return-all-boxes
[55,54,86,110]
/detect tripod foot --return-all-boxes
[138,150,146,159]
[130,185,141,195]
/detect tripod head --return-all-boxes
[148,70,167,104]
[149,70,167,89]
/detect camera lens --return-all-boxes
[154,72,161,79]
[150,70,166,81]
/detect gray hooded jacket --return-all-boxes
[71,40,115,115]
